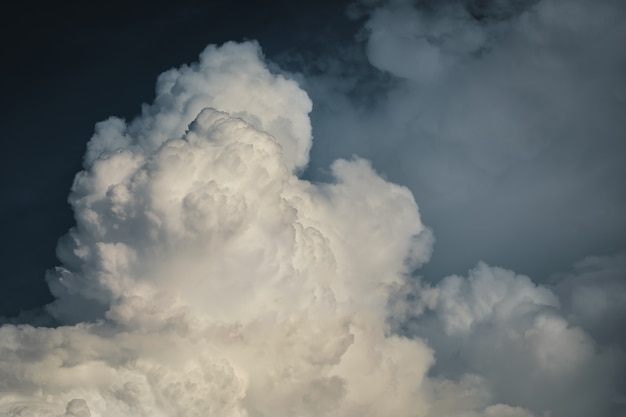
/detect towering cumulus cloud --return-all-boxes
[1,41,444,417]
[1,30,623,416]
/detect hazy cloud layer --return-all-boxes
[304,0,626,278]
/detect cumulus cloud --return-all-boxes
[84,41,313,173]
[1,41,517,417]
[393,262,625,417]
[301,2,626,411]
[2,2,625,415]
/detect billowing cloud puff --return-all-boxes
[2,42,509,417]
[48,103,431,326]
[84,41,313,172]
[395,262,625,417]
[2,22,624,416]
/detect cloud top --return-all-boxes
[84,41,313,172]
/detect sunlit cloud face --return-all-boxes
[1,42,442,417]
[1,1,625,416]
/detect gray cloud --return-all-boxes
[391,261,625,417]
[554,252,626,349]
[303,0,626,279]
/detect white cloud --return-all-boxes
[3,42,502,417]
[84,41,313,173]
[3,0,625,412]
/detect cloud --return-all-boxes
[392,261,625,417]
[47,102,432,326]
[365,1,488,83]
[2,1,625,414]
[1,42,477,417]
[555,252,626,349]
[84,41,313,173]
[303,0,626,279]
[302,3,626,411]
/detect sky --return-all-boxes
[0,1,624,416]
